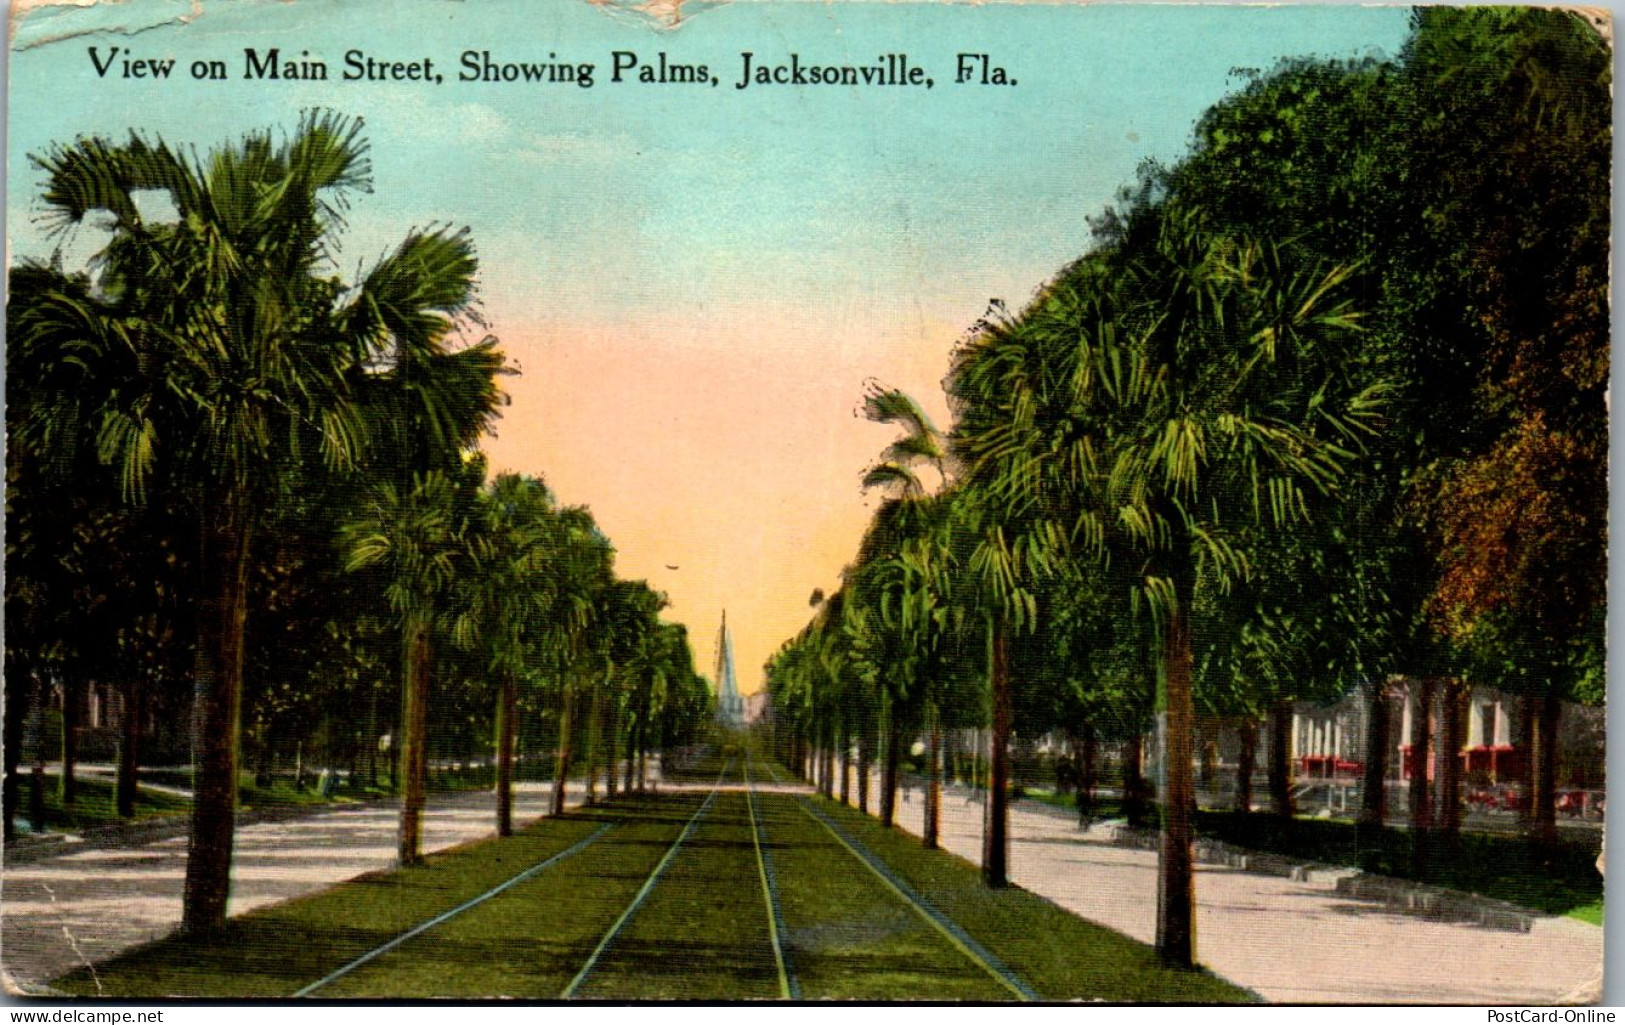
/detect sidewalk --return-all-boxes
[2,779,606,993]
[855,774,1602,1003]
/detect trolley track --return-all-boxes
[289,744,1033,1000]
[304,786,725,999]
[744,749,798,998]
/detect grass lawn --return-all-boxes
[141,767,495,802]
[1568,900,1605,926]
[30,766,526,835]
[20,776,191,831]
[1010,787,1601,926]
[1193,809,1603,923]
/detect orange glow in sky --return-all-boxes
[481,305,959,695]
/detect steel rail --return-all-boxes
[293,822,615,998]
[744,750,797,999]
[559,755,733,999]
[796,798,1038,1001]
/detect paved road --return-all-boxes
[852,771,1603,1004]
[2,780,603,993]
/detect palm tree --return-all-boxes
[1097,215,1378,964]
[451,474,561,835]
[587,580,666,804]
[858,384,953,842]
[540,511,613,816]
[946,303,1066,888]
[10,114,503,930]
[1011,209,1378,962]
[343,469,478,863]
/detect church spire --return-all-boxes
[714,610,744,726]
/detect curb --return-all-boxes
[1332,873,1537,933]
[1102,822,1539,932]
[4,796,393,866]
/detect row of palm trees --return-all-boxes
[6,112,713,932]
[765,7,1608,970]
[342,464,709,860]
[771,214,1373,966]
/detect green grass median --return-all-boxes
[51,774,1255,1001]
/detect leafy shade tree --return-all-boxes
[1401,8,1609,845]
[1150,53,1425,828]
[10,114,503,929]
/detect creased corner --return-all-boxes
[12,0,204,54]
[585,0,729,34]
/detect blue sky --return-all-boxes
[7,0,1415,687]
[9,1,1411,317]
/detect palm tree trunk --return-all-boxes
[552,686,575,816]
[396,616,432,866]
[810,734,820,791]
[1079,725,1098,823]
[182,516,253,932]
[5,661,35,841]
[495,673,516,836]
[606,701,621,800]
[254,722,275,788]
[1235,718,1258,815]
[116,675,142,819]
[1530,691,1560,846]
[58,674,79,810]
[1518,693,1537,825]
[857,725,872,815]
[925,703,942,849]
[984,620,1013,887]
[366,685,380,788]
[1408,678,1433,830]
[839,724,852,805]
[812,731,823,794]
[1359,682,1389,829]
[623,715,638,795]
[584,685,604,807]
[881,698,901,828]
[1156,607,1196,966]
[1123,733,1149,828]
[29,680,47,834]
[1268,699,1295,819]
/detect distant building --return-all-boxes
[713,611,745,726]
